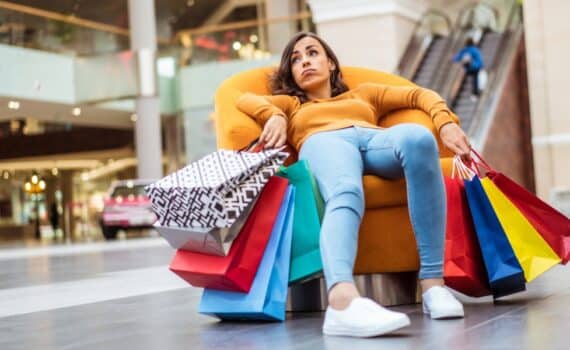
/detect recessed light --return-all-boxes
[72,107,81,116]
[130,114,138,122]
[8,101,20,110]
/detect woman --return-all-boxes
[237,32,470,337]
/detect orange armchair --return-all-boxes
[213,66,456,275]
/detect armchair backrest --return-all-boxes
[213,66,454,158]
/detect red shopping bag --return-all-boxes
[169,176,289,292]
[444,159,491,297]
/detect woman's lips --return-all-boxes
[302,69,317,77]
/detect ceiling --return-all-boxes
[3,0,257,35]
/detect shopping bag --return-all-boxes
[480,178,561,281]
[146,148,288,228]
[153,184,260,256]
[487,171,570,264]
[169,176,289,292]
[443,158,491,297]
[463,172,526,298]
[478,69,488,90]
[277,160,324,283]
[199,185,295,321]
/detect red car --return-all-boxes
[100,180,157,240]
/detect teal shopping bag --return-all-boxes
[278,160,324,283]
[198,186,294,321]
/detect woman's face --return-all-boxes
[290,36,336,94]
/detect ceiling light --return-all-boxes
[8,101,20,110]
[249,34,259,43]
[232,41,242,51]
[2,171,9,180]
[130,114,138,122]
[52,168,59,176]
[72,107,81,116]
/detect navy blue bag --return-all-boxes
[198,186,295,321]
[463,176,526,298]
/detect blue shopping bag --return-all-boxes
[198,185,295,321]
[463,176,526,298]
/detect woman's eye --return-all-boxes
[309,50,318,56]
[291,57,300,64]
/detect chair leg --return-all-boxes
[287,272,421,312]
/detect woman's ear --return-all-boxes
[328,59,336,72]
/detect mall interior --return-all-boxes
[0,0,569,349]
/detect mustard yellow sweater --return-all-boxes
[236,83,457,151]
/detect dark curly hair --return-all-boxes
[270,32,349,103]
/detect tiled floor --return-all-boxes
[0,238,569,350]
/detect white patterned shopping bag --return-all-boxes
[145,148,288,228]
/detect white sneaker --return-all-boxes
[422,286,465,319]
[323,297,411,337]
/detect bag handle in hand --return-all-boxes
[239,138,266,153]
[463,148,493,176]
[452,156,476,180]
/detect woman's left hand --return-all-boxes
[439,123,471,159]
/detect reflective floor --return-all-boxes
[0,238,569,350]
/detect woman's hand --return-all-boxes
[439,123,471,159]
[260,115,287,149]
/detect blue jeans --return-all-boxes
[299,125,446,291]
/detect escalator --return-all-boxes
[396,10,453,89]
[451,30,503,131]
[411,35,453,89]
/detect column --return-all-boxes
[265,0,299,55]
[60,170,74,242]
[523,0,570,206]
[128,0,163,180]
[307,0,426,72]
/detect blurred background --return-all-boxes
[0,0,567,245]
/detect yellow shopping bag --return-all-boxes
[481,178,561,281]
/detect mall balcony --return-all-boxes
[0,0,569,349]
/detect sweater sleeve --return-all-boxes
[368,84,457,132]
[236,93,299,126]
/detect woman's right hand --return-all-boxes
[260,115,287,149]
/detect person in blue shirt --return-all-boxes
[453,38,484,97]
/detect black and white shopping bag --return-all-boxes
[146,148,288,228]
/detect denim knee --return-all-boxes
[398,125,438,155]
[325,180,365,219]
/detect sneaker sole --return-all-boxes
[323,315,411,338]
[422,305,464,319]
